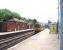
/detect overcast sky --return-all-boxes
[0,0,58,23]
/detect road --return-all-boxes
[7,29,59,50]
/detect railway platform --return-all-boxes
[7,29,59,50]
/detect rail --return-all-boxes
[0,29,35,50]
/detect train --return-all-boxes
[33,24,43,33]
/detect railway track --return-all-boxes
[0,29,34,50]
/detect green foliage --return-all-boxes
[32,19,38,24]
[26,19,38,25]
[27,19,33,23]
[0,9,21,21]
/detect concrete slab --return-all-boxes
[7,29,59,50]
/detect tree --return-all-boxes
[32,19,38,25]
[27,19,32,23]
[0,9,21,21]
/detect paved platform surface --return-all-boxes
[7,29,59,50]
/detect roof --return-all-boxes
[7,18,25,23]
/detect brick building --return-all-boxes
[0,18,30,32]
